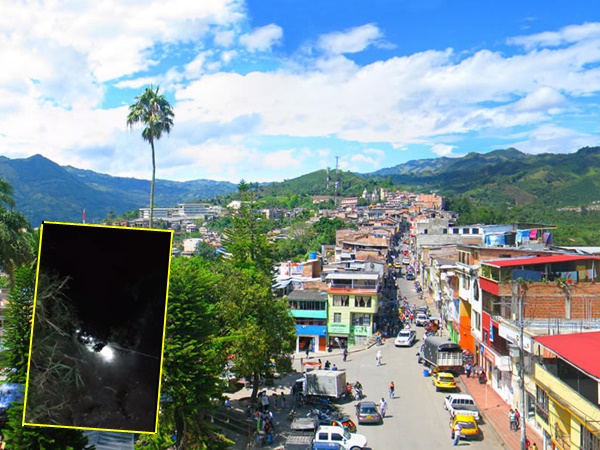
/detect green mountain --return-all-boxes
[0,154,237,226]
[367,147,600,208]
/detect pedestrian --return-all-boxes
[305,345,310,358]
[509,408,517,431]
[280,392,286,409]
[264,421,274,445]
[272,392,278,410]
[515,408,521,430]
[376,350,382,366]
[224,398,231,409]
[343,348,348,362]
[452,423,461,446]
[261,391,270,412]
[465,362,472,378]
[331,363,338,370]
[531,443,538,450]
[389,381,395,398]
[379,397,387,418]
[324,360,331,370]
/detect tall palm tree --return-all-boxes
[127,85,174,228]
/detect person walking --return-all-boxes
[376,350,382,366]
[379,397,387,418]
[515,408,521,430]
[531,443,538,450]
[343,348,348,362]
[465,362,472,378]
[452,423,462,446]
[509,408,517,431]
[280,392,286,409]
[389,381,395,398]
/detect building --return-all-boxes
[325,271,380,347]
[533,332,600,450]
[288,290,329,353]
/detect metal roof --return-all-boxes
[483,255,600,268]
[535,332,600,380]
[83,431,134,450]
[287,289,328,300]
[325,272,380,280]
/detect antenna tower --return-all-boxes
[334,156,339,207]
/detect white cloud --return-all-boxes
[509,125,597,155]
[318,24,383,55]
[513,86,566,112]
[214,29,236,47]
[430,144,456,157]
[508,22,600,50]
[239,24,283,52]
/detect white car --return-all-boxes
[415,313,429,326]
[314,425,367,450]
[395,329,416,347]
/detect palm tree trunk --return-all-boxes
[150,137,156,228]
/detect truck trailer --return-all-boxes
[295,371,347,398]
[417,336,463,373]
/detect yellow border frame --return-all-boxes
[22,221,174,435]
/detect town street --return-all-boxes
[299,273,506,449]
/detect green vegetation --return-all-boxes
[127,85,175,228]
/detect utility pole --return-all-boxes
[334,156,339,208]
[518,283,527,450]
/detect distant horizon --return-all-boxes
[8,144,579,185]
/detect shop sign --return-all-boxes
[498,323,532,352]
[328,323,349,334]
[352,326,369,336]
[481,343,496,365]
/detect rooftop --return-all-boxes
[535,331,600,380]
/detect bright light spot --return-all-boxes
[99,345,115,362]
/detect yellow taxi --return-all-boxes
[431,372,457,391]
[450,414,480,440]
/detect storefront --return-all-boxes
[296,325,327,353]
[480,342,513,405]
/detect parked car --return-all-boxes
[431,372,457,391]
[444,393,480,420]
[406,272,415,280]
[402,257,411,265]
[313,425,367,450]
[355,401,382,425]
[450,414,480,440]
[395,329,417,347]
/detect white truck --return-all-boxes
[314,425,367,450]
[295,371,347,399]
[443,393,480,420]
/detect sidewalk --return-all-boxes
[458,373,543,449]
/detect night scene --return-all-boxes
[24,222,173,433]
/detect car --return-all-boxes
[313,425,367,450]
[402,257,411,265]
[394,329,416,347]
[450,414,480,440]
[444,394,480,420]
[415,313,429,326]
[355,401,382,425]
[431,372,457,391]
[319,417,357,434]
[405,272,415,280]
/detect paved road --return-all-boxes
[308,272,506,449]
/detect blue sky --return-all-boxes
[1,1,600,183]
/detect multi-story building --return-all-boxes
[288,290,329,354]
[478,254,600,415]
[325,271,380,348]
[533,332,600,450]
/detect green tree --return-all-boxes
[217,265,296,401]
[144,257,229,450]
[127,85,175,228]
[3,266,88,449]
[0,179,33,285]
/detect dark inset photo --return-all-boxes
[24,222,173,433]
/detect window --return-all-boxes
[473,311,481,331]
[443,229,448,234]
[333,313,342,323]
[354,296,372,307]
[331,433,343,442]
[535,387,549,424]
[462,228,470,234]
[581,425,600,450]
[453,228,460,234]
[332,295,349,307]
[352,313,370,326]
